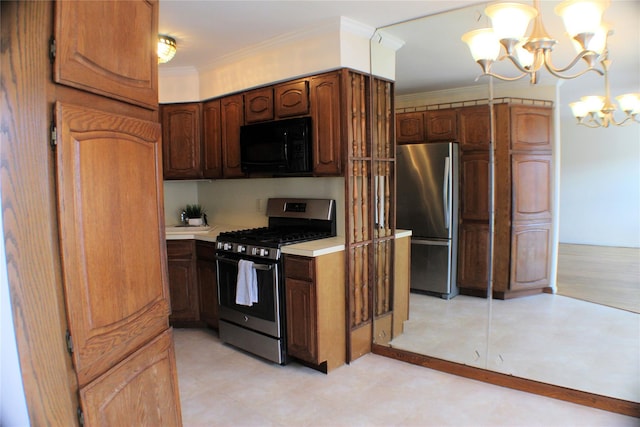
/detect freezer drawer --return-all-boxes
[410,239,458,299]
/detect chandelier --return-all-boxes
[569,57,640,128]
[158,35,177,64]
[461,0,609,84]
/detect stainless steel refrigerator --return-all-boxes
[396,142,459,299]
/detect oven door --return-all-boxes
[216,254,282,338]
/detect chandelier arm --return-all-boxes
[542,49,604,77]
[501,54,534,74]
[478,70,529,82]
[578,121,603,129]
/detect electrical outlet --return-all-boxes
[256,198,266,212]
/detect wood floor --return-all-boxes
[556,243,640,313]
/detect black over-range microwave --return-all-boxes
[240,117,312,175]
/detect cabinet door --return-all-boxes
[196,242,218,329]
[285,278,317,363]
[457,223,490,290]
[310,72,342,176]
[167,240,199,323]
[426,109,457,141]
[55,102,170,387]
[510,222,551,290]
[396,112,425,144]
[458,106,490,151]
[244,87,274,123]
[275,79,309,117]
[512,154,552,222]
[221,94,245,178]
[510,106,552,151]
[202,99,223,178]
[54,0,158,109]
[161,103,202,179]
[460,152,490,221]
[80,330,181,426]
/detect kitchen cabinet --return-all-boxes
[425,108,457,141]
[310,71,343,176]
[202,99,223,178]
[161,103,203,179]
[456,103,553,299]
[221,94,245,178]
[284,251,345,372]
[275,79,309,117]
[167,240,200,325]
[396,108,458,144]
[196,241,219,329]
[244,87,274,123]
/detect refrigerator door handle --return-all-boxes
[443,156,450,230]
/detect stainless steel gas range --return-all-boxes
[215,198,336,364]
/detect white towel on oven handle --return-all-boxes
[235,259,258,306]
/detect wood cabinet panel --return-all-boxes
[310,72,342,175]
[221,94,245,178]
[510,223,551,290]
[196,241,218,328]
[510,106,552,151]
[54,0,158,109]
[396,112,425,144]
[245,87,274,123]
[426,109,457,141]
[161,103,202,179]
[202,99,223,178]
[80,329,181,427]
[460,152,490,221]
[55,102,170,387]
[458,105,490,150]
[512,154,552,222]
[275,79,309,117]
[285,277,318,363]
[457,223,490,290]
[166,240,199,324]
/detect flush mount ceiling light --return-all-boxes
[157,34,177,64]
[569,57,640,128]
[462,0,609,84]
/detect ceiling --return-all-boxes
[159,1,639,100]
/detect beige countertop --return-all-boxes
[165,224,411,257]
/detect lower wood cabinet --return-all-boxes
[166,239,219,328]
[196,241,219,329]
[283,251,345,372]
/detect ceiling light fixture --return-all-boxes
[461,0,609,84]
[569,57,640,128]
[158,34,177,64]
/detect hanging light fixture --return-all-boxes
[461,0,609,84]
[569,57,640,127]
[158,34,177,64]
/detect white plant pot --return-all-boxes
[188,217,203,226]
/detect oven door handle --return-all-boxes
[215,256,273,271]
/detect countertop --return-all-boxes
[165,224,411,257]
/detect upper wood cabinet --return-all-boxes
[244,87,274,123]
[426,109,457,141]
[202,99,223,178]
[459,152,490,221]
[54,0,158,109]
[510,106,553,151]
[275,79,309,117]
[458,105,490,151]
[511,154,552,222]
[310,72,342,176]
[396,108,457,144]
[220,94,245,178]
[396,112,425,144]
[161,103,202,179]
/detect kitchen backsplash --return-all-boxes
[163,177,345,236]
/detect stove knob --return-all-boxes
[260,248,269,257]
[237,245,246,253]
[223,243,233,251]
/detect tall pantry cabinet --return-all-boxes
[457,102,553,299]
[2,1,182,425]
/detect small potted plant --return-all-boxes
[184,204,205,226]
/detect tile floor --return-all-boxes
[174,328,638,426]
[388,293,640,402]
